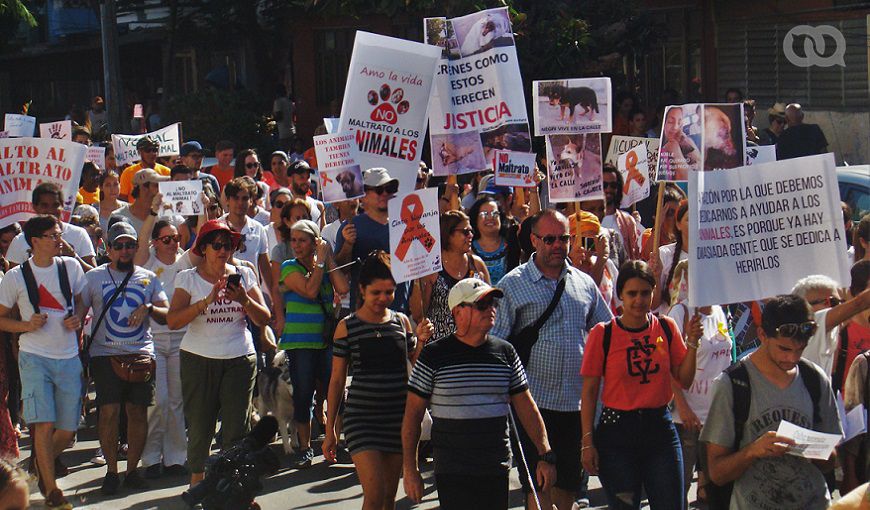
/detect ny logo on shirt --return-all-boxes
[626,335,661,384]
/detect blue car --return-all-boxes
[838,165,870,221]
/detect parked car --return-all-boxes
[838,165,870,221]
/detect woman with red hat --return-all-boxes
[166,219,272,490]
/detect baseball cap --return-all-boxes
[107,221,137,244]
[73,204,99,223]
[447,278,504,311]
[133,168,170,186]
[180,141,203,157]
[363,167,399,189]
[288,160,314,175]
[136,136,159,150]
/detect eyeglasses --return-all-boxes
[157,234,180,245]
[209,241,235,252]
[464,296,499,311]
[773,321,818,340]
[453,227,474,236]
[245,162,260,169]
[39,232,63,241]
[365,183,398,195]
[808,297,843,308]
[479,210,500,219]
[533,233,571,245]
[111,241,138,250]
[603,182,619,189]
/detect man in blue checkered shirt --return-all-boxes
[491,209,613,510]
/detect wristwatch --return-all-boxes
[539,450,557,464]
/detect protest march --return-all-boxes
[0,3,869,510]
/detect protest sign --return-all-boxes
[86,145,106,169]
[544,134,603,203]
[338,31,441,195]
[0,137,86,227]
[39,120,72,140]
[323,118,340,135]
[745,144,776,166]
[493,150,536,187]
[617,144,651,208]
[133,104,144,118]
[425,8,531,178]
[313,132,365,203]
[111,123,182,166]
[657,103,745,181]
[388,187,441,284]
[159,180,203,216]
[688,153,850,307]
[605,135,659,172]
[4,114,36,138]
[533,78,612,135]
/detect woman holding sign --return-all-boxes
[323,251,433,510]
[581,261,702,510]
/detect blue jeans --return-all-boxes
[285,347,332,423]
[594,406,684,510]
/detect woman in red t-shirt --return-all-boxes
[580,260,702,510]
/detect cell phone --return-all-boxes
[582,237,595,251]
[227,273,242,288]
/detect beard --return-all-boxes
[116,259,134,271]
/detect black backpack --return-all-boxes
[705,358,823,510]
[832,326,851,394]
[600,315,675,368]
[20,259,73,316]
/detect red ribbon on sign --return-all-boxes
[394,194,436,261]
[623,150,646,195]
[320,171,333,189]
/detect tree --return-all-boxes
[0,0,36,27]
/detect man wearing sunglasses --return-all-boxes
[287,161,325,229]
[80,221,170,495]
[601,164,642,263]
[703,294,841,510]
[113,169,175,235]
[119,137,171,202]
[490,209,613,510]
[335,167,410,314]
[404,278,555,509]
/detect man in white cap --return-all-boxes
[403,278,555,509]
[334,167,410,313]
[112,168,171,233]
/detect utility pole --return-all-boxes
[100,0,126,134]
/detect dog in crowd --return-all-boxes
[546,85,600,123]
[255,350,297,455]
[335,170,363,198]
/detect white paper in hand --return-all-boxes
[775,420,841,460]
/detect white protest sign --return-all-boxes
[388,187,441,284]
[657,103,745,182]
[745,145,777,166]
[4,114,36,138]
[0,137,86,227]
[493,150,536,187]
[605,135,659,170]
[133,104,144,118]
[617,144,651,208]
[545,134,603,203]
[86,146,106,169]
[425,8,531,178]
[688,153,850,307]
[323,118,340,135]
[775,420,840,461]
[111,122,182,166]
[313,133,364,203]
[338,32,441,195]
[533,78,612,136]
[39,120,72,140]
[159,180,203,216]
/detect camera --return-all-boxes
[181,416,281,510]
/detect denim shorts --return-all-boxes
[18,351,83,432]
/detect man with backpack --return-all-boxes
[0,215,87,510]
[701,294,842,510]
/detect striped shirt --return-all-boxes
[279,259,333,350]
[408,335,528,475]
[490,255,614,412]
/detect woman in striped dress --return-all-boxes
[323,251,433,510]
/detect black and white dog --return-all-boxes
[255,351,297,455]
[546,85,600,123]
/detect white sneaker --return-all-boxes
[90,448,106,466]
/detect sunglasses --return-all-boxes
[533,233,571,245]
[111,241,138,250]
[808,297,843,308]
[365,183,398,195]
[157,234,180,245]
[773,321,818,340]
[453,227,473,236]
[209,241,236,252]
[603,182,619,189]
[479,210,500,219]
[245,162,260,169]
[464,296,499,311]
[272,200,289,209]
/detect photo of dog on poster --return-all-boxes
[480,123,532,164]
[703,103,745,171]
[545,133,604,203]
[451,8,514,58]
[431,132,487,176]
[319,165,365,203]
[533,78,612,136]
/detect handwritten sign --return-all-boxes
[617,144,651,207]
[158,180,203,216]
[111,123,182,166]
[545,134,603,203]
[388,187,442,283]
[86,146,106,169]
[4,114,36,138]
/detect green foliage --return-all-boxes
[0,0,36,27]
[165,88,273,155]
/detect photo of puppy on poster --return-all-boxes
[533,78,612,136]
[545,133,603,203]
[451,8,514,58]
[319,165,365,203]
[431,131,487,176]
[480,123,532,164]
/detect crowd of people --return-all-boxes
[0,82,867,510]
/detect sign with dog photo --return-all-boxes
[338,31,441,195]
[388,187,442,284]
[493,150,537,187]
[532,78,612,136]
[424,8,532,178]
[159,180,203,216]
[544,134,604,203]
[617,144,651,208]
[656,103,746,182]
[313,132,365,203]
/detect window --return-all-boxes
[314,28,356,107]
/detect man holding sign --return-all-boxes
[120,138,171,202]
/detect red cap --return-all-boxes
[193,219,242,256]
